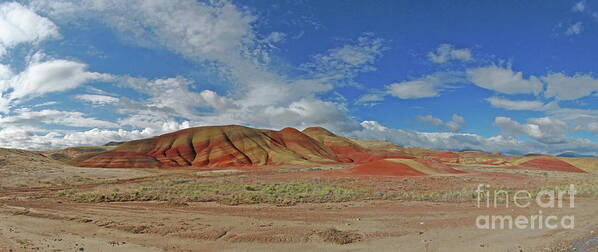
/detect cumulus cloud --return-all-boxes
[416,114,466,132]
[386,72,465,99]
[32,0,255,62]
[486,97,556,111]
[28,0,370,136]
[467,65,543,95]
[0,2,59,56]
[0,56,112,112]
[0,108,117,128]
[572,1,586,12]
[566,22,583,35]
[417,115,444,126]
[494,116,568,144]
[0,126,157,150]
[545,108,598,134]
[239,98,362,132]
[452,114,465,125]
[121,77,214,119]
[360,120,388,131]
[543,73,598,100]
[428,44,473,64]
[349,120,598,156]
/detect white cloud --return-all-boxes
[589,122,598,137]
[388,80,441,99]
[416,114,465,132]
[452,114,465,125]
[573,1,586,12]
[75,94,119,105]
[0,55,113,112]
[417,115,444,126]
[263,32,286,44]
[0,2,59,56]
[239,98,361,132]
[32,0,255,62]
[32,101,57,108]
[198,90,237,112]
[466,65,543,95]
[350,121,598,156]
[387,72,465,99]
[546,108,598,133]
[486,97,556,111]
[29,0,371,136]
[445,121,461,132]
[0,64,12,79]
[302,35,385,81]
[360,120,387,131]
[428,44,473,64]
[355,93,385,106]
[0,109,117,128]
[10,60,101,99]
[566,22,583,35]
[122,77,207,119]
[543,73,598,100]
[0,126,156,150]
[494,116,568,144]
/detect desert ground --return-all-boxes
[1,153,598,251]
[1,126,598,251]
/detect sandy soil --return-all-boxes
[0,198,596,251]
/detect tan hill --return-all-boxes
[302,127,367,154]
[44,146,115,165]
[349,138,404,152]
[0,148,61,169]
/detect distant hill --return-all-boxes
[557,152,596,158]
[104,141,125,146]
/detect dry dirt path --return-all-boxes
[0,198,596,251]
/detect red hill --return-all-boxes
[517,157,586,173]
[77,125,369,168]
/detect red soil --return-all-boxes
[77,152,162,168]
[515,157,586,173]
[479,159,509,165]
[429,151,460,163]
[349,159,426,176]
[415,159,466,174]
[346,151,415,164]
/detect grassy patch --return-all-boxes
[55,175,598,206]
[64,178,361,205]
[318,228,362,244]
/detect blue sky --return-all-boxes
[0,0,597,155]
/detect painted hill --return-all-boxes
[64,125,589,175]
[349,158,463,176]
[515,157,586,173]
[75,125,375,168]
